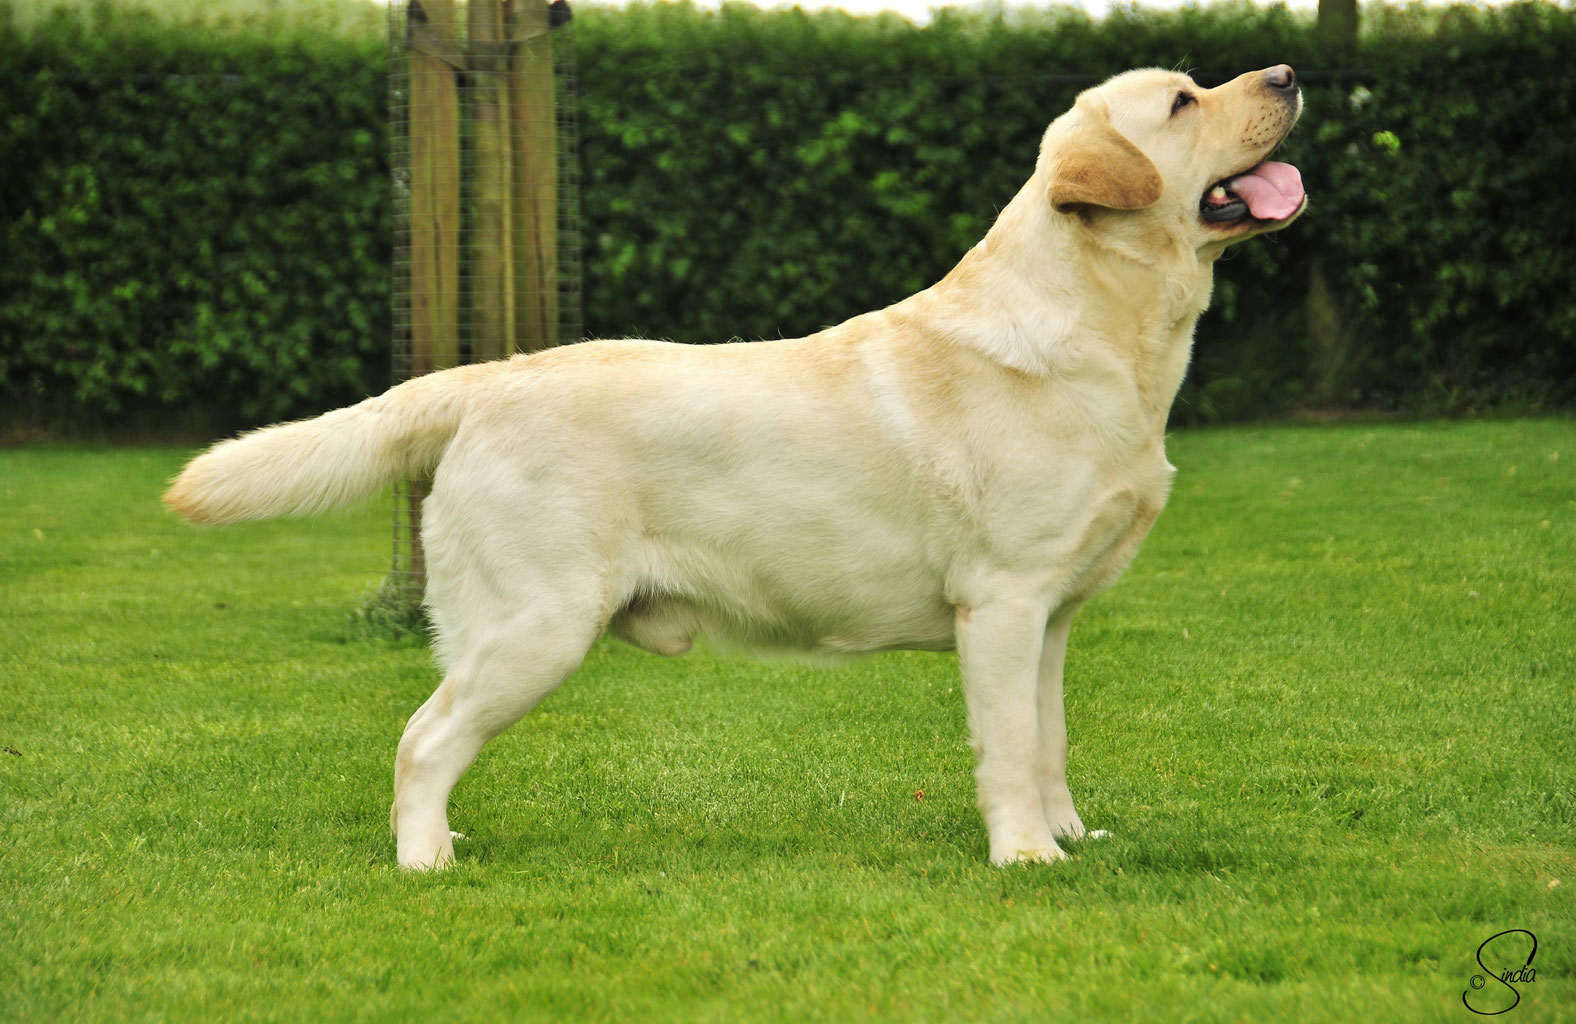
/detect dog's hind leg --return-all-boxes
[390,599,603,871]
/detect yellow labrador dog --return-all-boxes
[168,65,1306,870]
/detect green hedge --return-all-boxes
[3,1,1574,431]
[574,1,1576,420]
[0,2,390,431]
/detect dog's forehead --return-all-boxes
[1092,68,1197,108]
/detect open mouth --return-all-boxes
[1200,161,1305,225]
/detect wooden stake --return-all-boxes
[407,0,461,376]
[510,0,559,353]
[469,0,516,361]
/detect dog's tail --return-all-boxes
[164,362,498,525]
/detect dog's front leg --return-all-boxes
[1035,605,1100,840]
[956,598,1067,865]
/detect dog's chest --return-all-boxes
[1066,464,1173,602]
[975,437,1176,605]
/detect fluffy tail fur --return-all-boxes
[164,362,494,525]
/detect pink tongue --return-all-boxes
[1228,161,1304,220]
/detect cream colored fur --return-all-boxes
[167,66,1306,870]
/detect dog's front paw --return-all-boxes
[397,847,455,871]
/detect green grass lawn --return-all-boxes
[2,421,1573,1021]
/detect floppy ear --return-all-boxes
[1048,107,1164,214]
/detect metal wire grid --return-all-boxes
[386,0,581,605]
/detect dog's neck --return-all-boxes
[1076,213,1217,423]
[912,178,1212,428]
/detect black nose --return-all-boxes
[1264,64,1297,94]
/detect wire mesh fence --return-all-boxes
[384,0,581,618]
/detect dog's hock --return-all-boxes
[1047,110,1163,215]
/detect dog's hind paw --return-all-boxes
[990,843,1069,866]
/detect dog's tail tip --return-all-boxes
[161,476,229,525]
[161,445,278,525]
[161,481,196,521]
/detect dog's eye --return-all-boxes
[1171,91,1196,115]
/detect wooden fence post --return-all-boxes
[1312,0,1357,409]
[1317,0,1359,51]
[468,0,516,361]
[407,0,461,376]
[393,0,463,610]
[388,0,565,615]
[510,0,559,354]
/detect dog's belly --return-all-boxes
[611,594,957,659]
[610,535,958,659]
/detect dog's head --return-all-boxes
[1039,66,1305,250]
